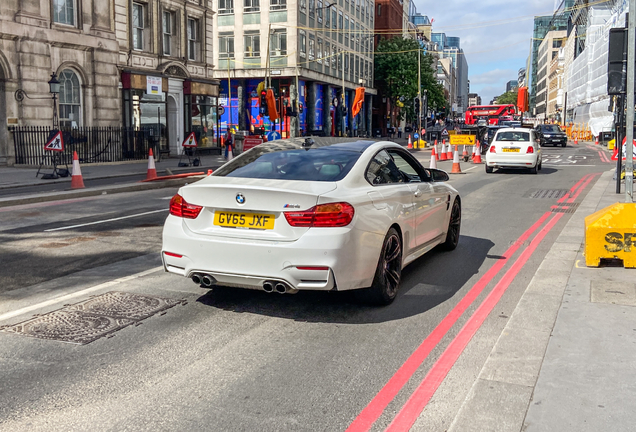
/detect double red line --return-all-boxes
[346,173,599,432]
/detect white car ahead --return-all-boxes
[162,139,461,305]
[485,127,542,174]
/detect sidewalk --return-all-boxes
[447,158,636,431]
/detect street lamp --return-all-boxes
[48,72,61,130]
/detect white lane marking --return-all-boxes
[44,209,168,232]
[464,166,478,172]
[542,164,596,167]
[0,266,164,322]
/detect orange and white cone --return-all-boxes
[574,137,578,145]
[146,148,157,180]
[462,145,469,161]
[71,151,85,189]
[226,143,234,161]
[429,148,438,169]
[473,145,483,164]
[440,142,448,161]
[451,147,462,173]
[446,143,453,160]
[595,136,599,145]
[431,144,437,162]
[435,140,440,160]
[471,144,477,162]
[407,135,413,149]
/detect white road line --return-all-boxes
[463,166,478,172]
[44,209,168,232]
[542,164,596,167]
[0,266,164,322]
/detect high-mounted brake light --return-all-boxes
[169,194,203,219]
[284,202,354,227]
[489,145,496,153]
[526,146,534,154]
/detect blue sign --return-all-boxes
[267,131,281,141]
[413,133,419,140]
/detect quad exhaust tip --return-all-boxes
[275,283,287,294]
[192,273,215,287]
[263,281,274,293]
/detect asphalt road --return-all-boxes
[0,143,611,431]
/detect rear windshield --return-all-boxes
[213,148,361,181]
[495,131,530,142]
[540,125,562,133]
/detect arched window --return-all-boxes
[58,69,81,127]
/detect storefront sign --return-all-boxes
[147,76,162,95]
[243,137,263,151]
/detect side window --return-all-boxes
[365,150,405,185]
[388,150,428,182]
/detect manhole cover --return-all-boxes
[1,292,184,345]
[551,203,580,213]
[524,189,569,199]
[591,281,636,306]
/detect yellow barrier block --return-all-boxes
[608,139,615,150]
[585,203,636,267]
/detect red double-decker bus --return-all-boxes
[465,104,516,125]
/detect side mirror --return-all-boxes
[429,168,450,182]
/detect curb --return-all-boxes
[446,169,613,432]
[0,175,205,208]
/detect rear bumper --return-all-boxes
[485,153,539,168]
[161,215,384,292]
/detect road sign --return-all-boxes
[243,137,263,151]
[441,128,449,136]
[217,106,226,115]
[449,134,475,145]
[413,133,419,140]
[182,132,198,147]
[44,131,64,152]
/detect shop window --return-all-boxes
[162,10,176,56]
[299,31,307,58]
[270,0,286,11]
[132,2,149,51]
[219,0,234,14]
[244,0,260,13]
[58,69,81,128]
[53,0,75,26]
[270,30,287,56]
[219,32,234,58]
[244,31,260,57]
[187,18,200,61]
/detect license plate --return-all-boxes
[214,211,275,229]
[502,148,520,152]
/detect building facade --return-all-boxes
[535,29,565,119]
[505,80,518,93]
[467,93,481,107]
[547,46,564,122]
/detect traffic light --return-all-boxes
[298,102,304,113]
[259,90,268,116]
[414,97,420,114]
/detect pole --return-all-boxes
[341,50,346,137]
[265,24,272,90]
[417,36,422,141]
[616,95,624,194]
[227,57,232,134]
[625,0,635,202]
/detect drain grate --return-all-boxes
[1,292,184,345]
[524,189,569,199]
[551,203,580,213]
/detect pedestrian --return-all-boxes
[397,126,402,139]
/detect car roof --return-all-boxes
[252,139,377,153]
[494,128,532,134]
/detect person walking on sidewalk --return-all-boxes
[397,126,403,139]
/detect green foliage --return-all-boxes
[496,91,518,105]
[374,37,446,121]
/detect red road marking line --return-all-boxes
[567,173,600,203]
[385,212,565,432]
[345,212,553,432]
[558,173,592,203]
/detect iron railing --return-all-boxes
[10,126,160,166]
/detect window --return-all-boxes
[309,38,315,61]
[219,32,234,58]
[299,31,307,58]
[365,150,407,185]
[309,0,315,18]
[325,3,330,26]
[344,16,349,45]
[331,45,336,69]
[317,38,323,63]
[187,18,200,61]
[366,0,369,20]
[270,30,287,56]
[324,43,329,66]
[244,0,260,13]
[338,11,343,31]
[300,0,306,13]
[53,0,75,26]
[377,4,381,16]
[219,0,234,14]
[355,0,359,9]
[270,0,286,11]
[332,9,337,29]
[58,69,81,128]
[162,11,176,56]
[317,0,323,23]
[132,2,146,50]
[244,31,260,57]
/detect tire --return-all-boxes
[359,228,403,305]
[538,159,542,171]
[440,198,461,251]
[485,164,493,173]
[529,164,538,174]
[561,142,566,147]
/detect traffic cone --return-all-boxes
[225,142,234,161]
[407,135,413,149]
[595,136,599,145]
[473,145,483,164]
[446,144,453,160]
[451,147,462,173]
[462,145,469,162]
[440,142,448,161]
[70,151,85,189]
[471,144,477,162]
[574,137,578,145]
[430,144,437,161]
[207,169,213,175]
[146,148,157,180]
[429,149,437,169]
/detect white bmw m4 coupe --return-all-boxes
[162,139,460,305]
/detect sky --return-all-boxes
[415,0,560,104]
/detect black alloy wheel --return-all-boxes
[361,228,403,305]
[440,198,461,251]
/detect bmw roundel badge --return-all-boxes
[236,193,245,204]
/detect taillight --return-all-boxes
[169,194,203,219]
[284,202,354,227]
[489,145,496,153]
[526,146,534,154]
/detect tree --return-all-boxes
[374,37,445,123]
[496,90,518,105]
